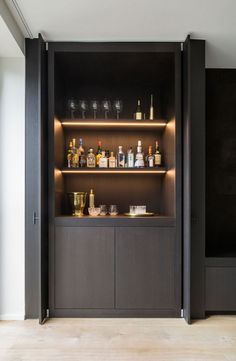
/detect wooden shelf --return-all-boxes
[55,215,176,227]
[61,167,167,174]
[61,118,167,129]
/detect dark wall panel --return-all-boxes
[206,70,236,257]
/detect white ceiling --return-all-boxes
[5,0,236,67]
[0,15,23,57]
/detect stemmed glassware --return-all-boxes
[67,98,79,119]
[79,100,88,119]
[90,100,100,119]
[113,99,123,119]
[102,99,112,119]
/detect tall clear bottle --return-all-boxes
[117,146,125,168]
[134,140,144,168]
[127,147,134,168]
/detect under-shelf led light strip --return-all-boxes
[61,121,167,127]
[61,169,166,174]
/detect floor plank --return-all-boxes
[0,316,235,361]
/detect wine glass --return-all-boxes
[113,100,123,119]
[79,100,88,119]
[101,99,111,119]
[90,100,100,119]
[67,98,79,119]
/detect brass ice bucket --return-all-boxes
[68,192,87,216]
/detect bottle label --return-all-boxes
[99,158,108,168]
[109,159,116,168]
[127,154,134,168]
[155,154,161,166]
[135,112,142,120]
[149,158,154,167]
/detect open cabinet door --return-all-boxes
[183,35,205,323]
[25,34,48,324]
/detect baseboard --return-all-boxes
[0,314,25,320]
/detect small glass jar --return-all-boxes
[109,205,118,216]
[99,204,107,216]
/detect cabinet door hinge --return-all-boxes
[46,309,50,318]
[181,309,184,318]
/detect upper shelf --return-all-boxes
[61,167,167,174]
[61,118,167,129]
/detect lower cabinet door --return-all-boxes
[55,227,114,309]
[116,227,176,309]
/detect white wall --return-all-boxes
[7,0,236,68]
[0,57,25,320]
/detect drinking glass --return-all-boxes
[99,205,107,216]
[90,100,100,119]
[79,100,88,119]
[113,100,123,119]
[101,99,111,119]
[109,205,118,216]
[67,98,79,119]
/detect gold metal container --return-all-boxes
[68,192,87,216]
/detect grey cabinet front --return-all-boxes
[116,227,175,309]
[55,227,114,309]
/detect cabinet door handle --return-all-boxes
[33,211,39,225]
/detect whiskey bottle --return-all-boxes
[117,146,125,168]
[99,151,108,168]
[154,141,162,167]
[87,148,96,168]
[134,140,144,168]
[67,141,73,168]
[96,141,102,166]
[78,138,86,167]
[109,151,116,168]
[71,138,79,168]
[127,147,134,168]
[147,146,154,167]
[135,100,142,120]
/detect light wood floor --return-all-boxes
[0,316,236,361]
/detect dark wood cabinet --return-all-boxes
[54,227,114,309]
[116,227,177,311]
[25,36,206,322]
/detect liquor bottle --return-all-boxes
[99,151,108,168]
[134,140,144,168]
[89,189,95,208]
[71,138,79,168]
[149,94,154,120]
[67,141,73,168]
[105,149,110,159]
[96,141,103,166]
[109,151,116,168]
[154,141,162,167]
[135,100,142,120]
[87,148,96,168]
[117,146,125,168]
[77,138,86,167]
[127,147,134,168]
[147,146,154,167]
